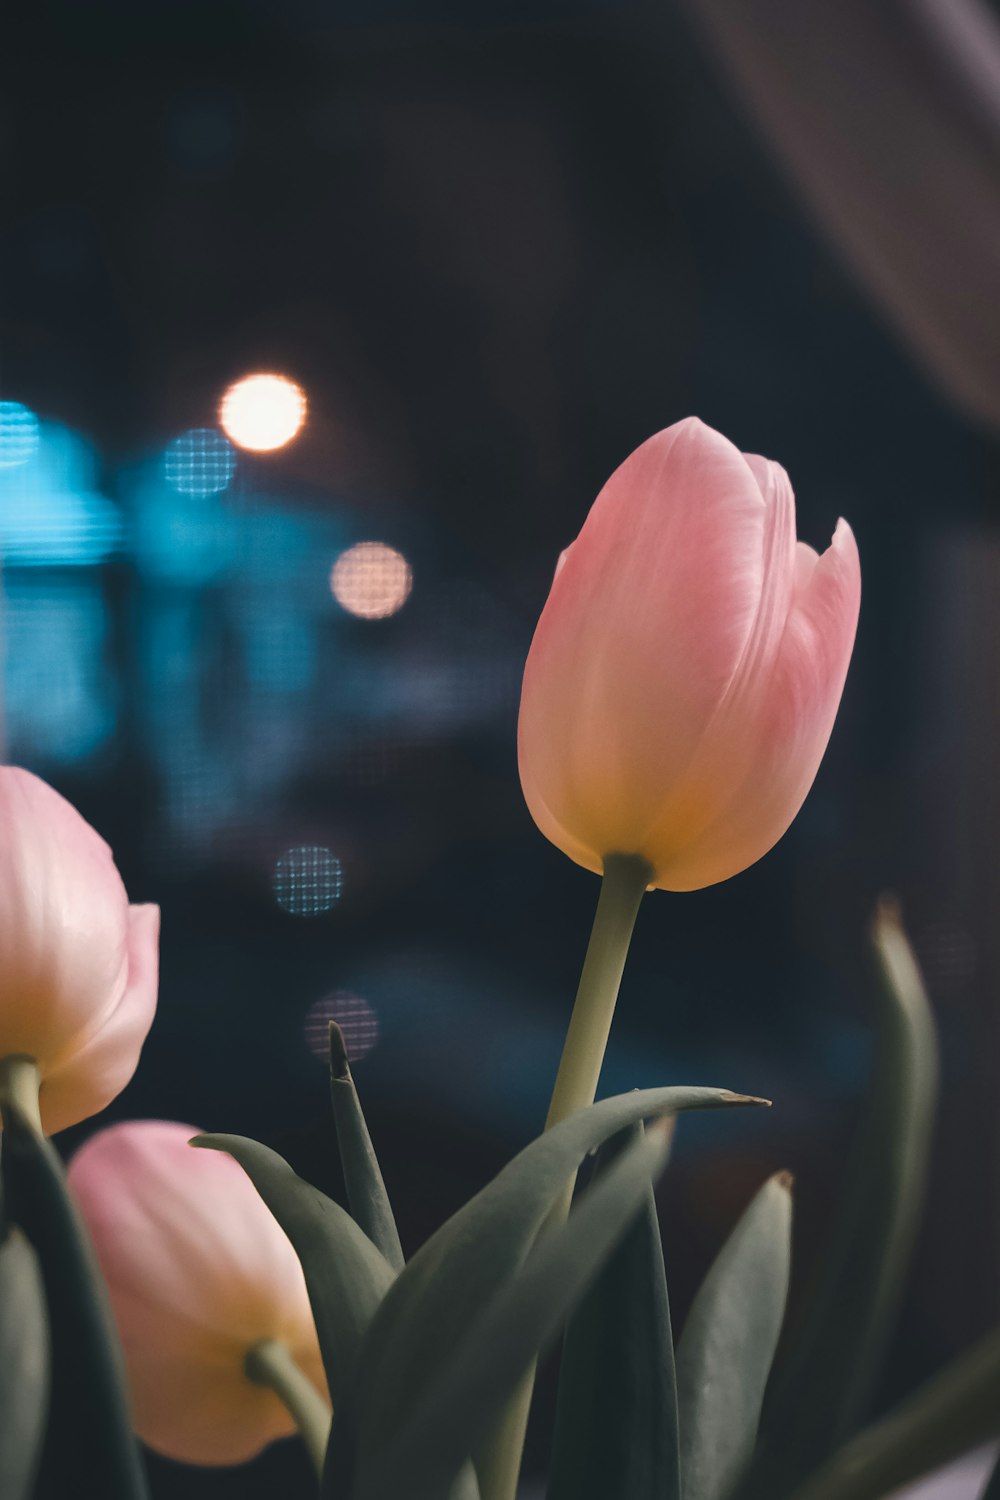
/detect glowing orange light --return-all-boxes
[219,373,306,452]
[331,542,413,620]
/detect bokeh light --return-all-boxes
[219,373,306,452]
[304,991,379,1064]
[0,402,41,468]
[272,845,342,916]
[164,428,236,496]
[331,541,413,620]
[0,422,121,566]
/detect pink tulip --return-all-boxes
[68,1120,328,1467]
[518,418,861,891]
[0,767,159,1133]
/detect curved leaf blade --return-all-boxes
[2,1100,149,1500]
[676,1172,793,1500]
[345,1086,762,1477]
[193,1133,396,1406]
[0,1229,49,1499]
[328,1021,404,1272]
[547,1123,680,1500]
[742,901,938,1498]
[786,1325,1000,1500]
[326,1086,763,1499]
[983,1449,1000,1500]
[352,1120,675,1500]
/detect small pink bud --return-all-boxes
[518,418,861,890]
[0,768,159,1133]
[68,1120,327,1467]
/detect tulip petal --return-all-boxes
[631,451,799,865]
[651,519,860,890]
[41,906,160,1137]
[0,770,131,1070]
[115,1303,295,1467]
[519,419,775,863]
[68,1121,326,1467]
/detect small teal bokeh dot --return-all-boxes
[273,846,343,917]
[164,428,236,496]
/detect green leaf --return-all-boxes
[676,1172,793,1500]
[193,1134,396,1406]
[351,1119,676,1500]
[0,1229,49,1499]
[981,1447,1000,1500]
[328,1021,404,1272]
[741,900,938,1499]
[547,1123,681,1500]
[786,1325,1000,1500]
[326,1084,764,1497]
[1,1099,150,1500]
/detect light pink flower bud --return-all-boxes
[518,418,861,890]
[68,1120,328,1467]
[0,767,159,1132]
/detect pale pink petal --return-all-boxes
[518,418,773,863]
[631,450,799,870]
[41,906,160,1136]
[70,1122,316,1347]
[68,1120,325,1466]
[116,1301,295,1467]
[652,519,861,889]
[0,769,130,1067]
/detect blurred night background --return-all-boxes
[3,1,1000,1495]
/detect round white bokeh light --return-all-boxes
[219,373,306,452]
[331,541,413,620]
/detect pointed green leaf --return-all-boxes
[676,1172,793,1500]
[352,1120,675,1500]
[980,1447,1000,1500]
[2,1100,149,1500]
[0,1229,49,1499]
[193,1133,396,1406]
[329,1021,405,1272]
[741,901,938,1499]
[786,1325,1000,1500]
[325,1085,764,1498]
[547,1123,681,1500]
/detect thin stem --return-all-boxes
[245,1338,331,1479]
[0,1055,43,1138]
[545,852,653,1131]
[477,852,651,1500]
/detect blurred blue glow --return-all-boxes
[233,504,331,585]
[273,846,343,916]
[3,575,117,762]
[131,473,235,584]
[164,428,236,496]
[243,608,317,692]
[0,402,40,468]
[0,421,121,565]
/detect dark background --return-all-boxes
[3,2,998,1495]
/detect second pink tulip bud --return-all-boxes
[518,417,861,891]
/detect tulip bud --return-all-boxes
[0,767,159,1134]
[518,418,861,891]
[68,1120,328,1467]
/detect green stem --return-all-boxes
[245,1338,331,1479]
[477,852,651,1500]
[0,1055,43,1138]
[545,853,653,1131]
